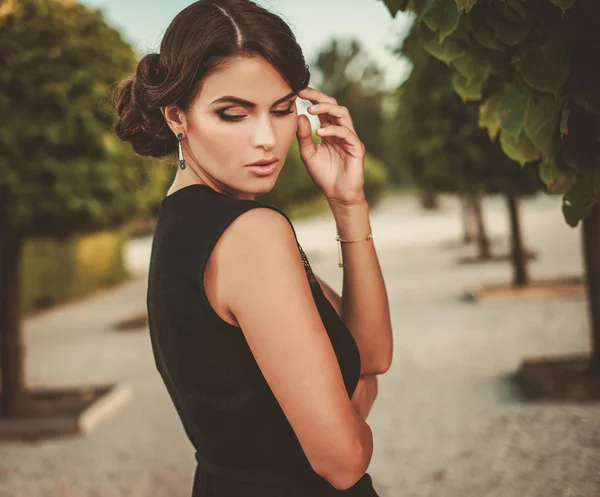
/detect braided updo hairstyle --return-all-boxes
[113,0,311,158]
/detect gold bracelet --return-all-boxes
[336,230,373,268]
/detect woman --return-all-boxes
[113,1,393,495]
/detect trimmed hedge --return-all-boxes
[21,228,128,314]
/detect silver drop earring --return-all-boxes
[177,133,186,170]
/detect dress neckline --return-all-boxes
[162,184,266,206]
[161,184,247,209]
[162,183,215,203]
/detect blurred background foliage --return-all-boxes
[0,0,169,239]
[394,24,544,286]
[381,0,600,378]
[21,229,128,314]
[381,0,600,227]
[394,27,543,198]
[0,0,174,415]
[0,0,172,318]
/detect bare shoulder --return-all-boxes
[203,206,293,327]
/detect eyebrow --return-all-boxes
[210,91,297,108]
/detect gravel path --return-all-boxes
[0,193,598,497]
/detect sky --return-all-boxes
[78,0,414,91]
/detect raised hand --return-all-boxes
[296,87,366,207]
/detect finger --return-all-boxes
[296,114,317,161]
[298,88,339,131]
[299,88,344,130]
[298,87,337,106]
[307,103,355,133]
[316,125,365,157]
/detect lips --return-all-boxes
[246,158,278,167]
[246,159,279,176]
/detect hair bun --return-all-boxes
[112,53,176,158]
[137,53,165,87]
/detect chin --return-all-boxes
[236,182,275,201]
[255,174,280,191]
[253,183,276,196]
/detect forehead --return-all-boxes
[197,56,292,104]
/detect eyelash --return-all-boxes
[217,109,295,122]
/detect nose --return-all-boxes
[251,114,276,150]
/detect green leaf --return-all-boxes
[420,28,466,63]
[539,155,573,194]
[548,0,575,14]
[452,53,491,84]
[468,42,513,78]
[562,203,581,227]
[478,92,502,140]
[455,0,477,13]
[409,0,436,15]
[517,39,570,95]
[472,22,506,51]
[523,93,563,156]
[494,0,528,22]
[452,72,483,101]
[422,0,461,40]
[485,17,531,46]
[562,178,595,227]
[499,130,540,164]
[498,86,528,135]
[447,22,471,43]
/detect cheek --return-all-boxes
[188,115,240,161]
[193,115,234,143]
[277,115,299,150]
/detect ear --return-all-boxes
[161,105,188,137]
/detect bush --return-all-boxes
[21,228,128,314]
[363,154,389,207]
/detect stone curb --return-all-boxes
[0,382,133,440]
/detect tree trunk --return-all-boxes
[419,187,439,211]
[470,194,490,259]
[582,204,600,373]
[505,191,530,287]
[461,196,477,244]
[0,237,27,417]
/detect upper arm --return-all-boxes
[216,207,371,487]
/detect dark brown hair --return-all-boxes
[113,0,310,158]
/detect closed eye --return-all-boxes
[217,107,295,122]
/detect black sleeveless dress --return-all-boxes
[146,184,379,497]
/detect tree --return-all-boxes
[381,0,600,382]
[0,0,167,417]
[394,26,542,284]
[311,38,389,165]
